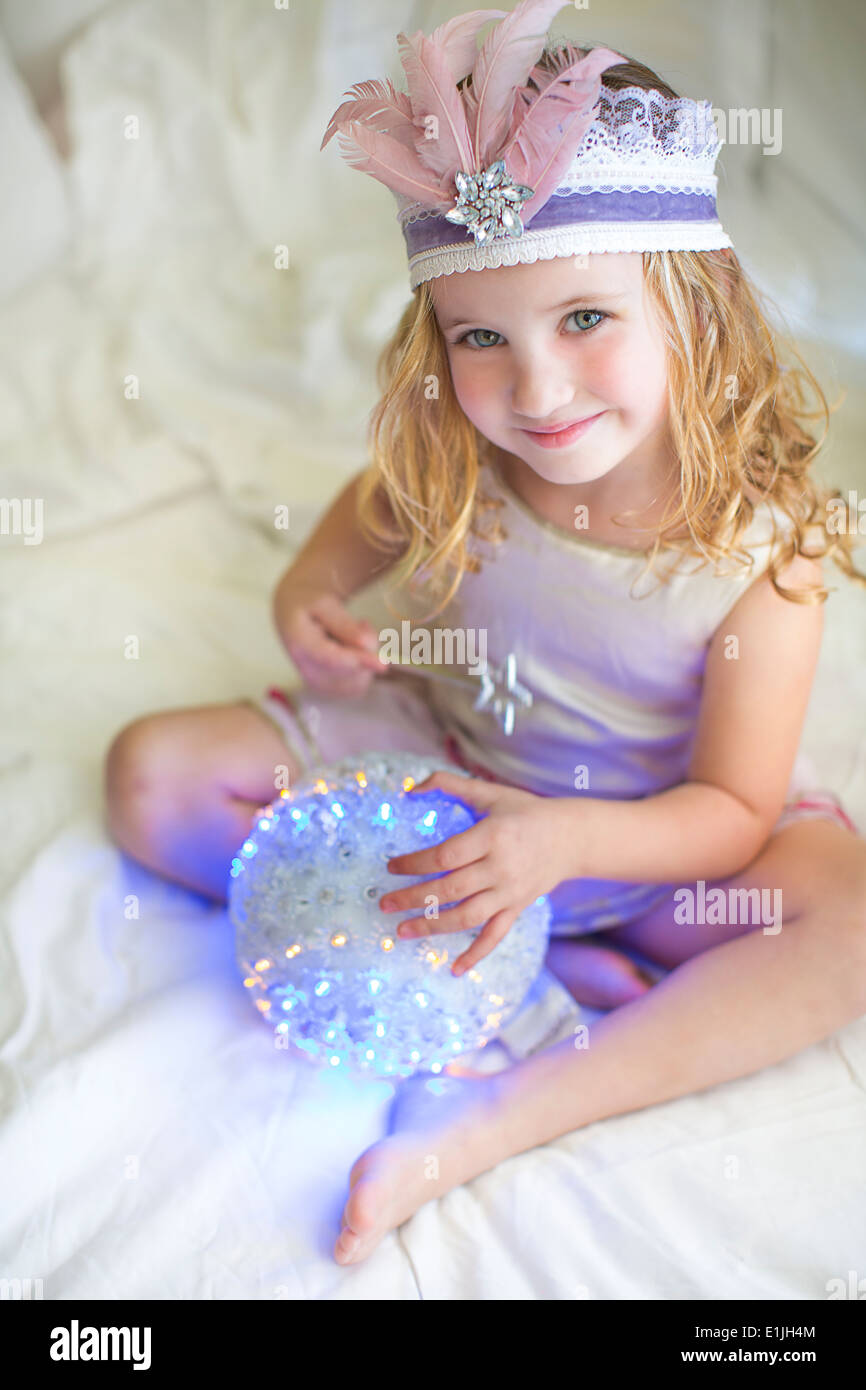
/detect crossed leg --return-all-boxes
[603,814,865,969]
[544,814,866,1009]
[334,815,866,1265]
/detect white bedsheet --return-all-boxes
[2,0,865,1301]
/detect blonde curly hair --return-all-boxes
[355,45,866,624]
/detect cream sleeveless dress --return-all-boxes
[248,457,858,936]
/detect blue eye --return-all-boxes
[454,308,606,350]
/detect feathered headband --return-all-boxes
[321,0,732,289]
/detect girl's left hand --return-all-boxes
[379,770,570,976]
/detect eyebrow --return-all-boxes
[439,291,630,332]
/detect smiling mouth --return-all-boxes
[519,412,607,445]
[520,414,601,434]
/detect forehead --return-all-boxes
[430,251,642,324]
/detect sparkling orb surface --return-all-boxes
[228,750,551,1078]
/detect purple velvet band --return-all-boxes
[401,187,720,257]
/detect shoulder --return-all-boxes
[714,549,825,660]
[706,500,826,649]
[738,495,824,596]
[723,498,823,587]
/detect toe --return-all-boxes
[344,1169,385,1238]
[334,1228,361,1263]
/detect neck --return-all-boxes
[491,426,682,537]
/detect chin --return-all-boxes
[525,455,617,485]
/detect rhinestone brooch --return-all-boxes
[444,159,535,245]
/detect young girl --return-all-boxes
[105,1,866,1270]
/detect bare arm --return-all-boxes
[273,469,406,622]
[550,553,826,883]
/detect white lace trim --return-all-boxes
[407,221,733,289]
[552,172,718,195]
[563,86,723,176]
[395,85,724,223]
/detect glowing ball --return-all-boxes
[228,750,551,1078]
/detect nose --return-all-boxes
[509,349,579,423]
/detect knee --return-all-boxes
[832,839,866,925]
[826,839,866,1007]
[104,716,169,850]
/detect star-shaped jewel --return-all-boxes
[469,651,533,736]
[444,159,535,245]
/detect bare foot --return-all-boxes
[334,1069,507,1266]
[545,938,656,1009]
[333,945,658,1265]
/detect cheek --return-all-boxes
[447,357,496,420]
[592,334,668,415]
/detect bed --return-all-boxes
[2,0,864,1300]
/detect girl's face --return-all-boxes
[432,252,672,489]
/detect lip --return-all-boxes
[520,412,606,447]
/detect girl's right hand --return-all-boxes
[277,587,391,697]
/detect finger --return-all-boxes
[292,646,374,697]
[292,609,362,673]
[380,862,484,916]
[313,599,386,661]
[397,889,499,941]
[451,910,516,975]
[351,621,392,672]
[308,629,375,673]
[386,819,488,878]
[407,769,500,812]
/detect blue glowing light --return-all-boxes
[228,751,551,1079]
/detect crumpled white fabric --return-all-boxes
[1,0,865,1301]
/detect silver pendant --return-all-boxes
[389,649,533,736]
[470,652,533,736]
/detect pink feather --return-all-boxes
[396,31,475,177]
[464,0,569,165]
[426,9,509,84]
[320,0,627,230]
[498,44,626,222]
[334,121,454,210]
[320,78,415,152]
